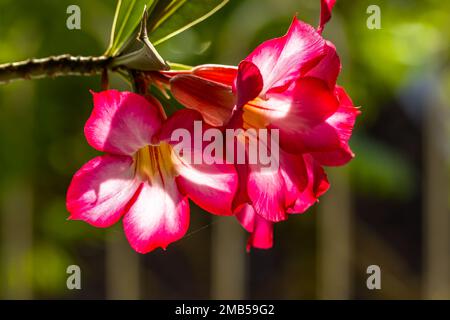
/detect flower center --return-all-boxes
[242,97,270,130]
[135,142,175,181]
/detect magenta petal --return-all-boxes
[236,61,263,107]
[266,77,340,153]
[277,120,341,154]
[66,155,140,228]
[318,0,337,34]
[305,42,341,89]
[278,150,308,208]
[236,203,255,232]
[236,204,274,251]
[311,145,354,166]
[249,215,274,250]
[170,75,236,127]
[232,162,251,213]
[244,17,325,94]
[287,154,330,214]
[85,90,162,155]
[310,86,360,166]
[123,178,189,254]
[156,108,204,144]
[267,77,338,125]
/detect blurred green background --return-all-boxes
[0,0,449,299]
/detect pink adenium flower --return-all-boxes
[166,0,359,250]
[66,90,237,253]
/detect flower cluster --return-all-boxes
[66,0,359,253]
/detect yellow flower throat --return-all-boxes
[242,97,270,130]
[135,142,175,181]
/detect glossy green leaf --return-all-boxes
[106,0,156,56]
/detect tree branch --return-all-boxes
[0,54,112,84]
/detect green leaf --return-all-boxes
[106,0,229,63]
[148,0,229,46]
[106,0,157,56]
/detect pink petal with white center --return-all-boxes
[157,109,238,216]
[170,75,236,127]
[85,90,162,155]
[175,155,238,216]
[66,155,140,228]
[243,17,325,94]
[123,176,189,254]
[236,204,274,251]
[318,0,337,34]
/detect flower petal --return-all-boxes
[123,176,189,254]
[278,150,308,208]
[310,86,360,166]
[66,155,140,228]
[236,204,274,251]
[247,162,286,222]
[244,17,325,94]
[157,109,238,216]
[236,61,263,108]
[264,77,340,153]
[318,0,337,34]
[311,144,354,167]
[192,64,238,87]
[287,154,330,214]
[170,75,236,127]
[85,90,162,155]
[267,77,338,124]
[155,108,203,144]
[305,42,341,89]
[175,156,238,216]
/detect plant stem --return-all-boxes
[0,54,112,84]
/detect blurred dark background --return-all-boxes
[0,0,449,299]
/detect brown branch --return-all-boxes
[0,54,112,84]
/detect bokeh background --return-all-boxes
[0,0,449,299]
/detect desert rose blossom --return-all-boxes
[166,0,359,250]
[66,90,237,254]
[234,85,358,250]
